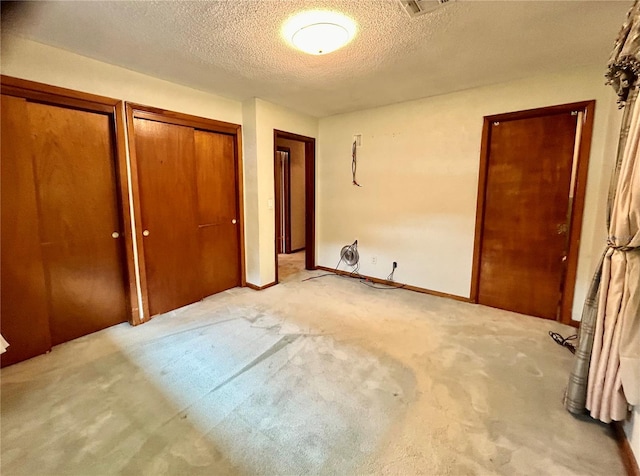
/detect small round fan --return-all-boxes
[340,240,359,267]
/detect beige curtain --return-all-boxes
[586,90,640,422]
[565,1,640,421]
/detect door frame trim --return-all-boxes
[273,130,317,284]
[470,100,596,325]
[0,75,139,325]
[125,103,246,321]
[1,75,118,113]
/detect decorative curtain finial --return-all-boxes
[606,0,640,108]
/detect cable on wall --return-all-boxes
[352,140,362,187]
[386,262,397,282]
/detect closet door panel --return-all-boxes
[134,118,202,316]
[199,225,240,295]
[194,130,241,295]
[0,95,52,366]
[28,102,128,345]
[194,131,237,223]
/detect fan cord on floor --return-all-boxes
[359,277,405,290]
[548,331,577,354]
[302,260,405,290]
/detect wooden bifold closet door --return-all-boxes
[133,115,241,317]
[1,88,129,366]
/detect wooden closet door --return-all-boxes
[134,119,202,316]
[0,95,52,366]
[478,111,577,319]
[194,130,241,295]
[28,102,128,345]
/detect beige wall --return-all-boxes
[1,36,242,124]
[277,139,306,252]
[242,98,317,286]
[318,65,621,318]
[241,99,261,286]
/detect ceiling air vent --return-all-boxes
[399,0,454,17]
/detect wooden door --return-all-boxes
[195,130,241,295]
[275,148,291,255]
[478,111,578,319]
[134,119,203,316]
[28,102,128,344]
[0,95,52,365]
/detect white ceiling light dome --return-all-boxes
[282,10,357,55]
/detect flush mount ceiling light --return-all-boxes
[282,10,357,55]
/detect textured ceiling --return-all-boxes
[1,1,631,117]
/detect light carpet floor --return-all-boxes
[0,266,624,475]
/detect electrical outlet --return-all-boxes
[393,261,398,269]
[371,256,377,265]
[353,134,362,146]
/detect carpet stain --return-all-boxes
[209,334,300,394]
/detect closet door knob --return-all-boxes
[142,230,150,237]
[111,232,120,239]
[231,219,237,224]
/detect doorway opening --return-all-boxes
[274,130,316,283]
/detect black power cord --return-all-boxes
[386,261,398,281]
[548,331,577,354]
[359,278,405,290]
[302,256,405,290]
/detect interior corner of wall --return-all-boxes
[242,98,257,125]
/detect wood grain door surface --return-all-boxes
[134,118,203,316]
[28,102,128,345]
[194,130,241,296]
[1,96,128,365]
[478,112,577,319]
[1,95,52,365]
